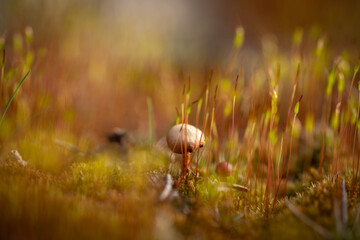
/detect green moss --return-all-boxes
[1,23,360,239]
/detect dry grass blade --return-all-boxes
[341,180,348,228]
[285,199,333,239]
[335,179,348,234]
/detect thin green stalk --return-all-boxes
[352,83,360,192]
[146,97,154,146]
[1,49,5,106]
[1,49,4,84]
[227,75,238,165]
[274,65,299,203]
[206,85,218,178]
[0,70,30,128]
[284,98,301,195]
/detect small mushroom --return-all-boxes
[107,128,127,145]
[216,161,234,177]
[167,124,205,177]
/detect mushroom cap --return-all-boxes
[166,124,205,154]
[216,161,234,177]
[107,128,127,145]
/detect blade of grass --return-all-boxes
[1,49,5,83]
[0,70,30,128]
[226,75,238,165]
[285,199,333,239]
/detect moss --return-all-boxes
[1,23,360,239]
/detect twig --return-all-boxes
[159,174,173,201]
[231,183,249,192]
[53,138,84,155]
[9,149,27,166]
[218,182,248,192]
[285,199,333,239]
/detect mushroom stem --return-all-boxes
[186,152,191,172]
[182,152,191,177]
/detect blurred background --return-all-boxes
[0,0,359,142]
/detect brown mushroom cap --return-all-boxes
[166,124,205,154]
[216,161,234,177]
